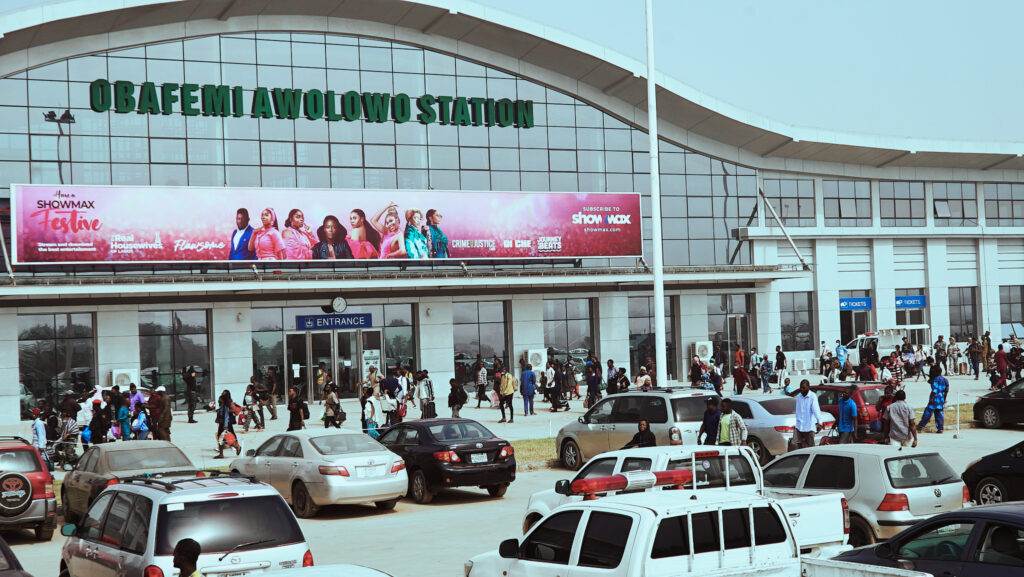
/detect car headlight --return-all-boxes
[464,560,473,577]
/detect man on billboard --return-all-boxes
[229,208,255,260]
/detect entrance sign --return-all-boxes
[839,296,873,311]
[895,295,927,310]
[296,314,373,330]
[11,184,642,264]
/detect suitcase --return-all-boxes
[422,401,437,419]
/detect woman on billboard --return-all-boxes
[282,209,318,260]
[312,215,355,260]
[247,208,286,260]
[404,208,430,260]
[426,209,449,258]
[347,209,381,259]
[371,203,407,259]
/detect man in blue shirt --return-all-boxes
[918,368,949,433]
[837,384,859,444]
[520,364,537,416]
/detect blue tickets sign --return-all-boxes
[839,297,873,311]
[895,295,927,310]
[295,314,372,330]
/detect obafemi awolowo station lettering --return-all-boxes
[87,78,534,128]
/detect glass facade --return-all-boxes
[627,296,675,381]
[983,183,1024,227]
[453,301,508,385]
[763,178,815,227]
[879,181,925,227]
[823,180,871,227]
[780,292,814,351]
[707,294,752,373]
[543,298,594,371]
[1000,285,1024,339]
[139,310,210,408]
[948,287,978,341]
[932,182,978,227]
[895,288,929,345]
[17,313,95,416]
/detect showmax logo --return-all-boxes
[571,212,632,225]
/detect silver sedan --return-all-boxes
[229,430,408,518]
[728,394,835,464]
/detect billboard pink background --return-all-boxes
[12,184,642,264]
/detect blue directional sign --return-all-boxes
[295,314,373,330]
[895,295,927,310]
[839,297,873,311]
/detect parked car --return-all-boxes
[0,436,56,542]
[812,383,886,431]
[377,418,515,504]
[728,394,836,463]
[523,445,762,532]
[60,440,196,524]
[834,504,1024,577]
[556,388,718,469]
[845,328,931,367]
[59,473,313,577]
[962,440,1024,504]
[0,534,31,577]
[764,445,969,548]
[262,566,391,577]
[229,430,407,518]
[973,377,1024,429]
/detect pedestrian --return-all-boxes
[322,384,341,428]
[732,362,750,395]
[448,378,467,418]
[58,409,79,466]
[948,338,962,376]
[498,369,517,423]
[116,393,131,441]
[918,367,949,434]
[125,383,144,414]
[475,361,489,408]
[146,387,164,440]
[758,355,773,393]
[362,365,381,397]
[417,370,436,417]
[173,538,203,577]
[697,397,721,445]
[982,331,993,372]
[241,383,264,432]
[835,340,848,368]
[214,390,239,458]
[520,364,537,416]
[614,367,630,394]
[634,366,653,391]
[131,404,151,440]
[837,384,858,443]
[996,343,1009,383]
[793,379,824,449]
[873,385,895,432]
[818,341,830,374]
[362,390,382,436]
[621,419,657,449]
[733,344,746,374]
[933,335,948,375]
[87,399,109,445]
[688,356,704,388]
[913,344,927,380]
[713,344,727,375]
[315,361,332,401]
[584,366,602,409]
[181,366,199,423]
[708,365,724,396]
[782,377,798,396]
[286,386,308,431]
[30,409,50,471]
[264,366,280,420]
[715,398,747,447]
[884,390,918,447]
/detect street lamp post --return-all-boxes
[645,0,669,385]
[43,109,75,184]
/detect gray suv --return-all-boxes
[555,389,717,469]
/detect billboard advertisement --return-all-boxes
[11,184,642,265]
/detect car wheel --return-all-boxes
[976,477,1008,504]
[981,406,1002,429]
[291,482,319,519]
[848,516,876,548]
[410,470,434,504]
[375,499,399,511]
[486,484,508,498]
[560,440,582,470]
[747,437,770,465]
[34,524,53,541]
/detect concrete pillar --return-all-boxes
[925,239,951,340]
[0,311,19,424]
[814,239,842,345]
[978,238,1003,341]
[211,305,253,401]
[597,294,630,376]
[755,285,782,352]
[417,298,455,397]
[96,309,140,388]
[872,239,897,329]
[510,297,545,379]
[679,293,709,371]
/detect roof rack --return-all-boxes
[0,436,32,446]
[115,471,259,492]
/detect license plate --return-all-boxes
[470,453,488,464]
[356,465,386,478]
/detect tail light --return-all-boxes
[498,446,514,459]
[144,566,165,577]
[44,477,54,499]
[773,426,795,433]
[821,421,835,429]
[433,450,461,463]
[390,460,406,474]
[318,466,350,477]
[669,427,683,445]
[962,485,971,505]
[106,477,119,487]
[302,549,314,567]
[195,471,206,478]
[877,493,909,512]
[841,498,850,534]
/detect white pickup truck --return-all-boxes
[467,470,931,577]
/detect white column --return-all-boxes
[417,298,455,397]
[597,294,630,375]
[978,238,1004,341]
[0,311,19,424]
[211,305,253,402]
[679,293,709,369]
[755,285,782,352]
[872,239,897,329]
[925,239,951,340]
[96,309,140,387]
[814,239,842,345]
[510,297,546,378]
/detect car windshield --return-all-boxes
[885,454,958,489]
[155,495,304,555]
[107,447,192,472]
[859,388,884,405]
[427,422,494,442]
[757,398,796,416]
[310,434,385,455]
[0,450,39,473]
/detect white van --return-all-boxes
[845,327,931,367]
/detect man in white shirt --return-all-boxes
[793,379,824,449]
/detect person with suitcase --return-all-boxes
[417,370,436,418]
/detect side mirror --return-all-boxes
[498,538,520,559]
[245,449,256,457]
[875,542,894,559]
[60,523,77,537]
[554,480,571,495]
[578,416,587,424]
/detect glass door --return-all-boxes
[285,333,310,399]
[726,314,750,373]
[310,332,333,402]
[336,331,359,398]
[361,330,384,375]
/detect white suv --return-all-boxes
[59,472,313,577]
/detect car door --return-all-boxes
[576,399,614,458]
[66,491,114,577]
[1007,444,1024,501]
[250,435,285,483]
[118,493,153,577]
[606,396,645,450]
[65,448,96,517]
[966,521,1024,577]
[890,519,978,577]
[508,509,584,577]
[762,454,811,497]
[569,510,637,577]
[272,436,303,495]
[1003,383,1024,424]
[92,491,135,577]
[799,454,855,498]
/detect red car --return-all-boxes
[811,382,888,431]
[0,436,57,541]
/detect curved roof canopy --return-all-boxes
[1,0,1022,171]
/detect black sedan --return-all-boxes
[835,505,1024,576]
[963,441,1024,505]
[974,377,1024,429]
[0,534,31,577]
[378,418,516,504]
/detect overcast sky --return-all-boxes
[3,0,1017,146]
